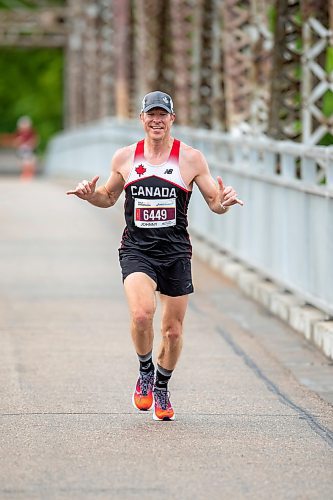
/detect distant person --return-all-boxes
[67,91,244,421]
[14,116,38,179]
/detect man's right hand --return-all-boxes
[66,175,100,200]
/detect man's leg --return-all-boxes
[153,294,189,421]
[157,294,189,371]
[123,271,157,355]
[124,272,157,411]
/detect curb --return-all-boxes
[192,236,333,361]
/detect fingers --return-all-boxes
[217,176,224,192]
[218,176,244,207]
[221,185,236,206]
[221,184,244,208]
[67,180,89,197]
[80,180,91,194]
[91,175,99,187]
[66,176,99,197]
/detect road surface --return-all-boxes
[0,177,332,500]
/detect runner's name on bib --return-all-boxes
[134,198,176,228]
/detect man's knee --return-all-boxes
[162,321,183,342]
[132,308,154,330]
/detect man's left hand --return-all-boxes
[217,176,244,209]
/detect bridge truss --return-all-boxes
[0,0,332,144]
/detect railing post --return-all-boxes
[263,150,276,175]
[327,147,333,187]
[280,152,296,179]
[301,155,317,183]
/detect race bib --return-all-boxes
[134,198,176,228]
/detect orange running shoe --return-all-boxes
[132,370,154,411]
[153,387,175,421]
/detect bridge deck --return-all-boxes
[0,177,332,499]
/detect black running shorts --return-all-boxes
[119,251,194,297]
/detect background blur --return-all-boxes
[0,0,332,153]
[1,1,333,320]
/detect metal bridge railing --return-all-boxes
[45,120,333,315]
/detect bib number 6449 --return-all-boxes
[134,197,177,228]
[143,208,167,221]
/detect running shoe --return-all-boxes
[153,387,175,421]
[132,370,154,411]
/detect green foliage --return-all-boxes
[267,5,276,34]
[319,47,333,146]
[0,1,65,9]
[0,47,64,152]
[322,47,333,118]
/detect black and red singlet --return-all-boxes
[120,139,192,259]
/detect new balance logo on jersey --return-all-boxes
[164,168,173,174]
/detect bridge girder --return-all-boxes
[0,7,67,47]
[0,0,332,144]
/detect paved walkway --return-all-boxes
[0,177,332,500]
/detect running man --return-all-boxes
[67,91,243,421]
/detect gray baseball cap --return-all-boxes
[141,91,174,113]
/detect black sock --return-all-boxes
[155,364,173,390]
[138,351,154,373]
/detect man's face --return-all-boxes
[140,108,175,139]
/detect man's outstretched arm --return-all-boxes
[66,149,127,208]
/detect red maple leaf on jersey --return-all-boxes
[135,164,146,176]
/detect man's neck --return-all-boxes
[144,136,174,162]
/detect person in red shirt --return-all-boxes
[14,116,38,178]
